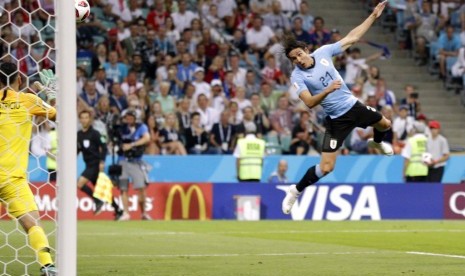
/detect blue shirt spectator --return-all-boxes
[268,160,288,184]
[104,51,129,83]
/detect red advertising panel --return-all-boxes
[0,183,212,220]
[443,184,465,219]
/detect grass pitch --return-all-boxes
[1,220,465,275]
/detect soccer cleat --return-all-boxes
[94,199,104,215]
[40,264,57,276]
[282,184,301,215]
[117,212,130,221]
[141,213,152,221]
[367,138,393,156]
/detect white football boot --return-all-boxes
[282,184,301,214]
[367,138,393,156]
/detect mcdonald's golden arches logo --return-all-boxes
[164,184,207,220]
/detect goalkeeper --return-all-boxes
[0,62,57,276]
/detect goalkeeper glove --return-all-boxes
[34,69,57,103]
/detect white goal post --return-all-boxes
[56,0,77,274]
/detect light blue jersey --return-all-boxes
[291,42,357,119]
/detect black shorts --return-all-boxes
[81,164,99,185]
[322,101,382,152]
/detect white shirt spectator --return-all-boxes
[214,0,237,19]
[232,68,247,87]
[108,0,132,22]
[232,98,252,111]
[118,28,131,42]
[279,0,301,13]
[196,107,219,132]
[392,116,414,141]
[451,47,465,77]
[171,10,198,33]
[11,24,36,43]
[344,57,368,86]
[121,81,144,96]
[192,81,212,99]
[246,25,275,49]
[211,94,227,112]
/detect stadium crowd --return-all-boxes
[0,0,455,157]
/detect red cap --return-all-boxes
[108,28,118,36]
[416,113,427,121]
[429,120,441,129]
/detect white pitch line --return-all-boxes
[77,251,379,258]
[77,229,465,236]
[406,251,465,259]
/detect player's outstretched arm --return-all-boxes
[299,80,342,109]
[339,0,388,51]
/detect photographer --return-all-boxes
[115,110,151,221]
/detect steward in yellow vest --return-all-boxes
[233,132,266,182]
[401,122,428,182]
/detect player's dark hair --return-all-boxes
[282,32,308,58]
[0,62,19,86]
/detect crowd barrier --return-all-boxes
[6,182,463,221]
[28,155,465,183]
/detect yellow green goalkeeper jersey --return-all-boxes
[0,89,56,179]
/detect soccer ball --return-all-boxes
[75,0,90,23]
[422,152,433,165]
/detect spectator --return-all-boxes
[146,0,169,31]
[250,0,272,14]
[155,82,177,114]
[234,129,266,182]
[261,55,287,86]
[121,71,143,96]
[437,25,461,79]
[407,1,441,66]
[260,82,280,114]
[350,127,374,154]
[106,28,127,62]
[263,0,291,36]
[269,95,293,152]
[244,70,261,98]
[289,110,316,155]
[292,2,314,31]
[108,0,132,22]
[402,121,429,182]
[308,16,331,50]
[426,120,450,182]
[229,53,247,88]
[93,44,108,75]
[192,67,212,100]
[129,52,149,83]
[196,94,219,132]
[205,56,226,83]
[228,101,243,127]
[104,51,128,83]
[177,52,198,82]
[115,19,130,42]
[159,113,187,155]
[201,29,220,60]
[400,84,421,119]
[379,105,396,149]
[94,66,111,96]
[171,0,198,33]
[156,54,174,83]
[236,106,259,138]
[210,79,228,112]
[362,65,381,99]
[184,112,209,154]
[11,11,38,43]
[231,29,248,54]
[154,26,176,56]
[137,87,151,120]
[176,97,192,137]
[182,28,198,55]
[202,4,225,30]
[165,16,181,46]
[268,159,288,184]
[373,78,396,109]
[232,86,252,111]
[250,93,271,137]
[109,82,128,114]
[190,18,204,46]
[210,110,236,154]
[344,48,382,89]
[292,17,312,44]
[193,43,208,69]
[246,15,276,56]
[166,64,184,98]
[223,70,237,98]
[150,100,166,127]
[80,80,101,110]
[392,105,414,153]
[115,110,151,221]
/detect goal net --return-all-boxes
[0,0,76,275]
